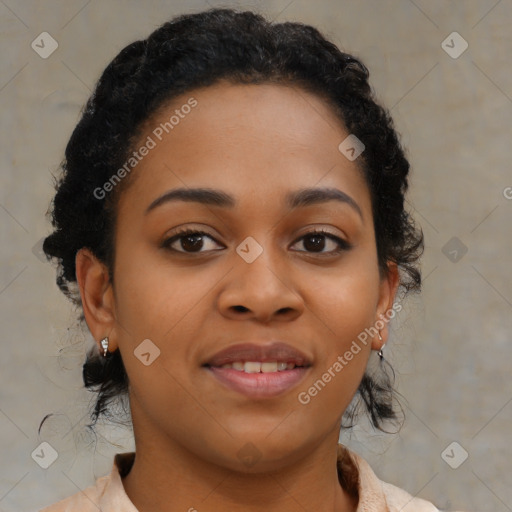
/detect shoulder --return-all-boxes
[381,480,441,511]
[38,475,109,512]
[381,481,467,512]
[340,445,465,512]
[38,452,137,512]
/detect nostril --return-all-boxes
[233,305,249,312]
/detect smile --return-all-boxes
[203,341,312,398]
[217,361,299,372]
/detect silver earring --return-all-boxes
[100,337,109,357]
[377,331,384,359]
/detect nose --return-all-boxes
[217,244,304,323]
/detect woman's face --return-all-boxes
[81,81,398,472]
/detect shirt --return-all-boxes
[39,444,462,511]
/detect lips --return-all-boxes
[203,342,312,368]
[203,342,312,399]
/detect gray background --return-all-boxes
[1,1,511,511]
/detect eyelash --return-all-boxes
[161,227,352,255]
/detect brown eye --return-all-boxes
[162,229,223,253]
[291,229,352,254]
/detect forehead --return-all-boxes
[119,81,371,216]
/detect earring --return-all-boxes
[377,331,385,359]
[100,337,109,357]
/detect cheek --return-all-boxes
[306,253,381,337]
[112,241,209,339]
[296,254,380,404]
[296,279,375,426]
[111,247,207,417]
[111,244,223,398]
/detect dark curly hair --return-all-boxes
[41,7,423,434]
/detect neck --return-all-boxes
[121,414,357,512]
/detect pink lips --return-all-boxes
[203,342,312,399]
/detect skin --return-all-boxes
[76,81,399,512]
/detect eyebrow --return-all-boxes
[145,186,363,220]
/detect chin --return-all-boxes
[198,431,313,475]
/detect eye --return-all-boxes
[290,229,352,254]
[161,227,352,255]
[161,228,224,253]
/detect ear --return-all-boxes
[371,262,400,351]
[75,248,118,354]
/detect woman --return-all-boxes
[39,7,462,512]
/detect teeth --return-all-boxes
[217,361,297,372]
[261,362,278,373]
[244,361,261,373]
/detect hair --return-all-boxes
[41,7,423,434]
